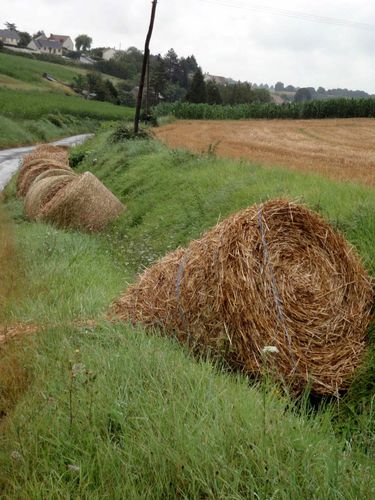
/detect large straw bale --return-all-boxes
[17,145,69,197]
[25,173,77,220]
[17,161,72,198]
[111,199,374,395]
[22,145,69,166]
[30,168,75,186]
[39,171,124,232]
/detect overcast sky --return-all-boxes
[2,0,375,92]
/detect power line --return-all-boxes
[197,0,375,31]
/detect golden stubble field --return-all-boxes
[153,119,375,186]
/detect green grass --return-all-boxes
[0,52,133,148]
[0,130,375,497]
[0,114,99,149]
[74,131,375,276]
[2,322,375,498]
[0,51,86,89]
[0,88,132,121]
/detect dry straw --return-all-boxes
[40,171,124,232]
[17,160,72,197]
[111,199,374,395]
[22,145,69,166]
[18,145,69,186]
[25,173,77,220]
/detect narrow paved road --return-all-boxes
[0,134,92,191]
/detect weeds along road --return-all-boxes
[0,134,92,191]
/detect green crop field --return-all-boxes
[0,88,131,121]
[0,52,86,91]
[0,52,133,148]
[0,127,374,497]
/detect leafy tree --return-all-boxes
[117,81,136,107]
[149,54,167,103]
[284,85,296,92]
[221,82,253,105]
[164,83,186,103]
[90,47,104,59]
[33,30,45,39]
[114,47,143,80]
[104,79,118,103]
[18,31,31,48]
[275,81,284,91]
[73,74,86,88]
[181,55,198,75]
[317,86,326,94]
[75,34,92,52]
[294,88,312,102]
[164,48,185,86]
[253,88,271,103]
[5,22,16,31]
[186,67,207,103]
[206,81,222,104]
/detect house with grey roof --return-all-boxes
[28,36,63,56]
[49,34,74,52]
[0,29,20,46]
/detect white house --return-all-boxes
[49,34,74,52]
[0,29,20,46]
[28,37,63,56]
[102,48,116,60]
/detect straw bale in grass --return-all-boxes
[111,199,374,395]
[17,161,72,198]
[40,171,124,232]
[22,145,69,166]
[30,168,75,186]
[25,173,77,220]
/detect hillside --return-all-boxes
[0,52,133,148]
[0,52,124,93]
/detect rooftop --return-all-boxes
[0,29,20,40]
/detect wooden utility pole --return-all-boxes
[134,0,158,134]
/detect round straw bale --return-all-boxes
[17,161,72,198]
[22,145,69,166]
[30,168,75,185]
[25,173,77,220]
[39,171,124,232]
[111,199,374,396]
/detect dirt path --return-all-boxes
[154,119,375,186]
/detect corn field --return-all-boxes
[154,98,375,120]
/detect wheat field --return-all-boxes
[154,118,375,186]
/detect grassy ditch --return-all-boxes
[0,129,374,497]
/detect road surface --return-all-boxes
[0,134,92,191]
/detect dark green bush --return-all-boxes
[108,124,151,143]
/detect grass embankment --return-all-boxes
[0,130,375,497]
[0,52,133,148]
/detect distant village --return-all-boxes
[1,25,372,103]
[0,27,118,66]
